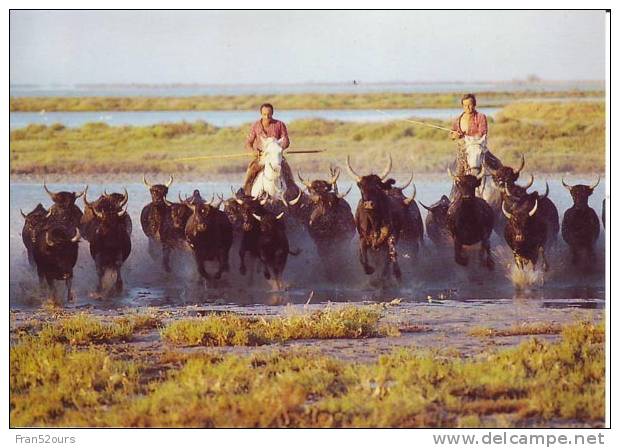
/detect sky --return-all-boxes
[9,10,607,85]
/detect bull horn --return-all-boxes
[83,186,93,208]
[178,192,185,203]
[285,188,303,206]
[163,198,173,206]
[337,185,352,199]
[75,187,86,199]
[345,155,362,182]
[501,201,513,219]
[120,188,129,207]
[231,186,244,205]
[561,176,571,191]
[71,228,81,242]
[165,174,174,188]
[259,194,269,206]
[541,182,549,199]
[275,211,285,220]
[503,185,512,198]
[297,170,312,188]
[93,207,104,219]
[207,194,215,206]
[528,199,538,217]
[520,173,534,190]
[103,189,109,197]
[399,172,414,190]
[403,184,417,205]
[45,210,52,218]
[419,201,432,212]
[230,185,243,205]
[590,175,601,190]
[20,209,27,218]
[117,206,128,217]
[329,167,340,186]
[45,231,54,247]
[516,153,525,175]
[251,213,262,222]
[379,154,392,180]
[43,181,57,200]
[143,175,152,188]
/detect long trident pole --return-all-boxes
[172,149,326,163]
[375,109,454,132]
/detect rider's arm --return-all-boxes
[279,122,290,150]
[478,113,488,137]
[450,116,464,140]
[245,123,258,153]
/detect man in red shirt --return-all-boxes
[449,93,502,172]
[450,93,488,140]
[242,103,296,195]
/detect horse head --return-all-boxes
[251,137,287,199]
[461,135,488,173]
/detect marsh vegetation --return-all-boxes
[10,101,605,176]
[10,308,604,428]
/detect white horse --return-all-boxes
[251,137,288,200]
[458,135,501,207]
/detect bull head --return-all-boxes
[502,199,537,220]
[143,174,173,189]
[562,175,600,191]
[44,181,85,202]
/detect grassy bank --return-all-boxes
[10,90,603,112]
[9,101,605,176]
[161,307,397,346]
[10,317,604,427]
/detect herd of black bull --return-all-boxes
[20,156,604,303]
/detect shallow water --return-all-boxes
[10,178,606,313]
[10,107,500,129]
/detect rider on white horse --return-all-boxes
[242,103,297,198]
[449,93,501,202]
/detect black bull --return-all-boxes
[83,190,132,294]
[346,155,402,281]
[447,169,495,270]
